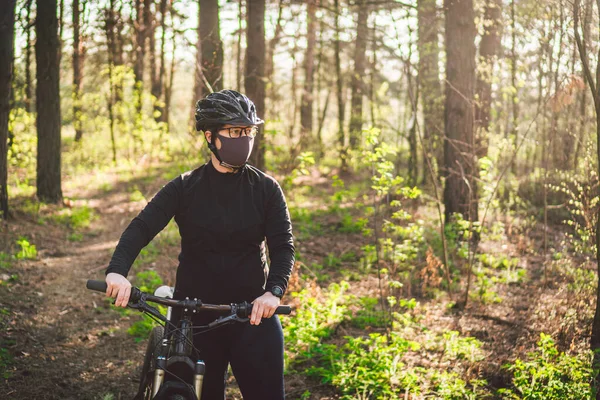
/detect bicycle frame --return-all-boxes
[145,287,205,400]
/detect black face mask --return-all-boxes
[214,133,255,168]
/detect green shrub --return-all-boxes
[498,333,594,399]
[310,332,421,399]
[284,282,350,367]
[15,237,37,260]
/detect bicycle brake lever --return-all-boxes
[207,314,248,329]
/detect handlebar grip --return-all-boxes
[275,305,292,315]
[86,280,108,292]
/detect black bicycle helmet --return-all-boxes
[194,89,264,132]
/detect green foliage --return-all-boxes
[132,242,160,268]
[154,220,181,247]
[67,232,84,242]
[284,282,350,367]
[282,151,316,190]
[350,297,389,329]
[129,188,146,202]
[551,148,599,257]
[323,253,341,269]
[289,207,323,239]
[128,271,165,341]
[359,244,377,274]
[310,333,421,399]
[441,331,485,363]
[0,253,12,269]
[15,237,37,260]
[337,211,369,234]
[7,108,36,172]
[307,329,488,399]
[134,270,163,293]
[498,333,594,399]
[47,205,96,230]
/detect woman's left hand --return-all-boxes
[250,292,281,325]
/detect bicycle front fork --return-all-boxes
[153,356,166,397]
[194,360,206,399]
[151,357,206,400]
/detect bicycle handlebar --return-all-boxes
[86,280,292,317]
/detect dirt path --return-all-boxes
[1,178,154,399]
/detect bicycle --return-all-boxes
[86,280,292,400]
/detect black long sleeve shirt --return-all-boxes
[106,161,295,304]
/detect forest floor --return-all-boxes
[0,160,594,400]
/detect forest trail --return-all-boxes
[0,172,175,400]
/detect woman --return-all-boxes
[104,90,294,399]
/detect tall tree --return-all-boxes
[417,0,443,182]
[105,0,119,163]
[348,0,369,150]
[443,0,477,222]
[155,0,168,122]
[193,0,223,101]
[574,0,600,393]
[236,0,243,92]
[245,0,266,170]
[0,0,16,219]
[35,0,62,203]
[299,0,317,150]
[72,0,86,142]
[24,0,33,113]
[133,0,145,115]
[145,0,159,118]
[334,0,346,170]
[474,0,501,159]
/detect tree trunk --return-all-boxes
[334,0,346,170]
[245,0,266,170]
[145,0,158,121]
[73,0,84,142]
[106,0,118,163]
[165,21,176,135]
[443,0,477,223]
[134,0,145,116]
[299,0,317,150]
[417,0,443,183]
[573,2,599,387]
[509,0,519,174]
[369,22,377,128]
[35,0,62,203]
[24,0,33,113]
[155,0,168,122]
[237,0,243,92]
[0,0,16,219]
[196,0,223,98]
[264,0,284,121]
[315,17,327,158]
[348,0,369,150]
[475,0,501,159]
[574,0,594,170]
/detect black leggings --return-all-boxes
[192,314,285,400]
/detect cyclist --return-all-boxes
[104,89,294,399]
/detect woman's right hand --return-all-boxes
[106,272,132,307]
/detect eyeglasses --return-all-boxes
[218,126,258,138]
